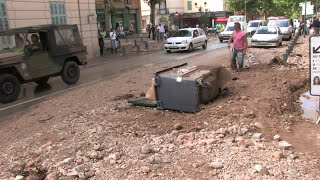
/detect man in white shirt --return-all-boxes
[294,20,300,36]
[159,24,165,42]
[306,18,311,35]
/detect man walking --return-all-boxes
[313,16,320,35]
[159,24,165,42]
[228,22,248,72]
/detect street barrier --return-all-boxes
[282,33,300,62]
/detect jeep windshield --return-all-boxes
[172,30,192,37]
[0,32,25,52]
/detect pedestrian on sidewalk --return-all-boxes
[110,28,118,54]
[228,22,248,72]
[98,29,104,56]
[294,20,300,36]
[151,25,156,40]
[306,18,311,35]
[147,24,151,38]
[159,24,165,42]
[313,16,320,35]
[156,25,160,42]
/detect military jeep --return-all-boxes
[0,24,87,103]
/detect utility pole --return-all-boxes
[245,1,247,22]
[317,0,319,15]
[304,0,306,38]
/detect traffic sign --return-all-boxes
[302,5,314,15]
[310,36,320,96]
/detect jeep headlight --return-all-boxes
[181,40,188,44]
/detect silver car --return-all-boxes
[268,19,293,40]
[251,26,283,47]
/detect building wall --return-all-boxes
[184,0,226,13]
[5,0,99,59]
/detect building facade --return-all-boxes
[2,0,99,59]
[140,0,184,31]
[184,0,227,13]
[96,0,142,33]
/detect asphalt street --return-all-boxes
[0,40,234,119]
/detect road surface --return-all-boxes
[0,40,233,119]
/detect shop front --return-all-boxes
[111,7,141,34]
[182,11,232,28]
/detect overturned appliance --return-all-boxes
[153,63,231,113]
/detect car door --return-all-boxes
[23,31,57,79]
[198,29,206,45]
[277,27,282,43]
[192,30,201,47]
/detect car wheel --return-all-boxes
[35,77,49,86]
[61,61,80,85]
[0,73,21,104]
[166,50,171,53]
[220,40,223,43]
[202,41,207,49]
[280,41,282,46]
[188,43,193,52]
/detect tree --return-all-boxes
[169,13,183,29]
[199,14,209,28]
[144,0,161,26]
[104,0,111,32]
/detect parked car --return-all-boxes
[248,20,268,36]
[0,24,87,103]
[251,26,282,47]
[268,19,293,40]
[164,28,207,53]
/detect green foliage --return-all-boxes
[169,13,183,27]
[226,0,313,19]
[159,17,167,23]
[199,14,209,27]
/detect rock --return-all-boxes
[240,128,249,135]
[273,152,285,160]
[9,162,25,175]
[245,111,256,118]
[66,168,78,177]
[206,138,217,145]
[108,153,121,160]
[141,145,152,154]
[216,128,227,135]
[141,166,151,173]
[254,164,269,175]
[15,175,24,180]
[209,161,224,169]
[54,157,74,167]
[88,151,99,159]
[254,122,263,129]
[147,172,158,178]
[241,96,249,100]
[235,136,244,142]
[252,133,262,141]
[273,135,281,141]
[93,144,102,151]
[278,141,292,150]
[86,170,95,178]
[174,123,183,130]
[75,157,83,165]
[46,171,58,180]
[192,163,200,168]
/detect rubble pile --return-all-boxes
[0,36,319,179]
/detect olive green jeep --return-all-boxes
[0,24,87,103]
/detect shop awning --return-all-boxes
[215,17,228,22]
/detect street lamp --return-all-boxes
[194,1,207,12]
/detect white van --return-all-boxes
[219,22,248,42]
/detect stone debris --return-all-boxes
[278,141,292,150]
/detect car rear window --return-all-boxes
[256,27,277,34]
[249,22,259,27]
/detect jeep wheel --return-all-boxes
[35,77,49,86]
[220,39,223,42]
[61,61,80,85]
[0,73,21,103]
[188,43,193,52]
[202,41,207,49]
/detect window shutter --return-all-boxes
[50,2,67,24]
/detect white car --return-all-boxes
[268,19,293,40]
[251,26,283,47]
[164,28,207,53]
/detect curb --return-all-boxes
[283,33,300,62]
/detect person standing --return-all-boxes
[151,25,156,40]
[159,24,165,42]
[306,18,311,35]
[294,20,300,36]
[156,25,160,42]
[314,16,320,35]
[98,29,104,56]
[109,28,117,54]
[147,24,151,38]
[228,22,248,72]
